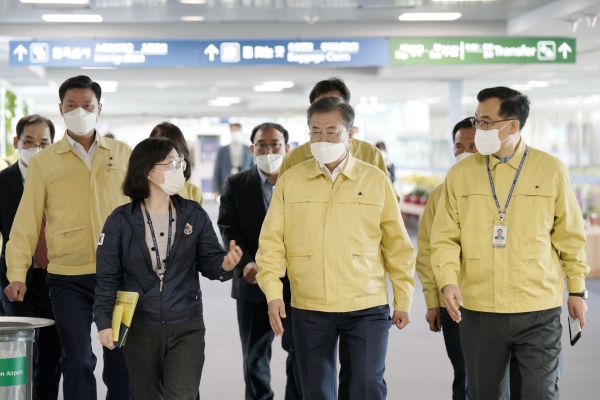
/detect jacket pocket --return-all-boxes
[459,245,492,299]
[511,189,555,234]
[286,245,323,302]
[345,243,385,299]
[519,244,558,299]
[54,226,91,266]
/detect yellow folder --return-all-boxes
[98,291,139,347]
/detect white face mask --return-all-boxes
[18,142,40,167]
[151,167,186,196]
[455,151,474,164]
[474,121,512,156]
[255,154,283,174]
[310,134,349,164]
[63,107,97,136]
[230,132,243,144]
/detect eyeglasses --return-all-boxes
[308,128,350,140]
[20,140,50,150]
[254,143,284,151]
[156,159,187,172]
[470,117,516,130]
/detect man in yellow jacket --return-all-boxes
[431,87,589,400]
[256,97,415,400]
[277,77,396,399]
[5,76,133,400]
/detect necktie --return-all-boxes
[35,218,49,270]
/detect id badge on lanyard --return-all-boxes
[486,145,528,248]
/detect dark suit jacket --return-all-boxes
[212,144,254,194]
[218,166,289,304]
[0,162,34,303]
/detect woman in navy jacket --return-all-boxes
[93,137,242,400]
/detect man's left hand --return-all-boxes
[392,310,410,330]
[567,296,588,328]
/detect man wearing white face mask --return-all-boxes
[218,123,302,400]
[212,123,254,201]
[5,76,133,400]
[431,87,588,400]
[256,98,415,400]
[0,115,63,400]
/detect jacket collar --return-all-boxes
[488,138,527,171]
[56,130,108,154]
[307,152,357,181]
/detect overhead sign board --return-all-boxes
[389,38,576,64]
[9,37,576,67]
[9,38,389,68]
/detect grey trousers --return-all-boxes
[459,307,562,400]
[123,319,206,400]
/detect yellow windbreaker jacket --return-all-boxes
[256,154,415,313]
[431,140,588,313]
[7,133,131,282]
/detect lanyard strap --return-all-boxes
[143,202,173,278]
[485,145,528,223]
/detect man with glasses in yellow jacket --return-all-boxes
[256,97,415,400]
[431,87,588,400]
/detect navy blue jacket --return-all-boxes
[93,195,232,331]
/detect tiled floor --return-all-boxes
[65,200,600,399]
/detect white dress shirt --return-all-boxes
[319,154,348,182]
[66,131,99,170]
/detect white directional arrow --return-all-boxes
[558,43,572,59]
[204,44,219,62]
[13,44,28,62]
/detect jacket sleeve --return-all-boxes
[415,185,442,309]
[430,172,462,289]
[196,208,231,281]
[255,176,287,303]
[217,176,254,278]
[6,157,45,283]
[93,213,123,332]
[552,163,589,292]
[380,176,416,312]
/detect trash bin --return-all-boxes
[0,317,55,400]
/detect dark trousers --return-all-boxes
[236,299,301,400]
[460,307,562,400]
[292,305,391,400]
[3,269,61,400]
[123,319,206,400]
[46,273,133,400]
[337,335,351,400]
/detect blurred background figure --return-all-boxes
[104,133,115,139]
[150,122,203,206]
[375,142,395,183]
[212,124,254,201]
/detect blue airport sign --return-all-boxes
[9,38,389,68]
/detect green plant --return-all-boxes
[4,90,16,157]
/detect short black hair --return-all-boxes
[452,117,474,143]
[122,137,175,201]
[150,122,192,181]
[307,97,355,129]
[229,123,242,130]
[250,123,289,144]
[375,142,387,151]
[59,75,102,103]
[16,114,55,141]
[477,87,530,130]
[309,78,351,104]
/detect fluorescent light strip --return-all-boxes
[431,0,495,2]
[253,86,284,92]
[180,0,207,4]
[21,0,89,4]
[181,16,205,21]
[42,14,103,23]
[81,67,117,70]
[399,13,461,21]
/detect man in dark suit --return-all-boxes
[218,122,300,400]
[0,115,62,400]
[212,123,254,200]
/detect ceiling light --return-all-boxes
[179,0,207,3]
[181,16,205,21]
[431,0,494,2]
[253,81,294,92]
[527,81,550,88]
[21,0,88,4]
[81,67,117,70]
[399,13,461,21]
[42,14,103,23]
[208,97,241,107]
[96,81,118,92]
[510,84,532,91]
[253,86,283,92]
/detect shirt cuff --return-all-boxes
[424,294,441,309]
[7,268,28,284]
[392,297,412,313]
[438,271,459,290]
[567,278,586,294]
